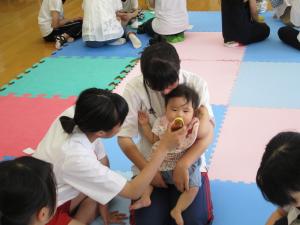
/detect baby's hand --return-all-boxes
[138,111,149,125]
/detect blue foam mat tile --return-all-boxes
[1,156,16,162]
[52,34,150,58]
[206,105,227,167]
[230,62,300,108]
[243,12,300,62]
[102,137,134,172]
[188,11,222,32]
[210,180,276,225]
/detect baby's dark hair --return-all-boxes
[141,41,180,91]
[256,131,300,207]
[60,88,129,134]
[0,156,56,225]
[164,84,200,110]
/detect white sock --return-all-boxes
[128,33,142,49]
[108,38,126,46]
[131,19,139,29]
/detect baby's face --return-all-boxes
[165,97,194,126]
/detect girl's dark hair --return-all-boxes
[164,84,200,110]
[0,156,56,225]
[60,88,129,134]
[256,131,300,207]
[141,41,180,91]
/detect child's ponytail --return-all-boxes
[60,116,76,134]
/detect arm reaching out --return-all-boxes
[119,124,187,199]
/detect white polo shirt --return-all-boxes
[38,0,64,37]
[33,106,127,206]
[283,206,300,225]
[118,69,214,175]
[82,0,124,42]
[152,0,189,35]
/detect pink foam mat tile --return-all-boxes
[181,60,240,105]
[208,107,300,183]
[0,94,75,157]
[114,61,240,105]
[174,32,245,61]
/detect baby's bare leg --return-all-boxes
[130,185,153,210]
[170,187,199,225]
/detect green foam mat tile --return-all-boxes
[0,57,135,98]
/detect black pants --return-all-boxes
[221,0,270,45]
[278,26,300,50]
[43,20,82,42]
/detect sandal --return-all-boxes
[55,35,67,49]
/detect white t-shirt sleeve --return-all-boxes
[62,146,127,204]
[118,83,141,138]
[95,139,107,160]
[49,0,63,12]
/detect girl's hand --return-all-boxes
[159,123,187,150]
[138,111,149,126]
[109,210,128,224]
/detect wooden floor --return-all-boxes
[0,0,220,87]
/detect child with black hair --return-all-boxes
[221,0,270,46]
[256,132,300,225]
[33,88,185,225]
[118,41,215,225]
[38,0,82,49]
[0,156,56,225]
[130,84,210,225]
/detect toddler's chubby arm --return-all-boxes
[138,111,159,144]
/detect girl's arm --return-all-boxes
[138,111,159,144]
[51,11,82,28]
[196,106,211,139]
[249,0,259,21]
[173,119,214,192]
[118,124,187,199]
[265,208,287,225]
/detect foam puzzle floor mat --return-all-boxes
[0,57,136,98]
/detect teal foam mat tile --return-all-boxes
[0,57,136,98]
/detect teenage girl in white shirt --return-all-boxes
[38,0,82,49]
[33,88,185,225]
[137,0,189,42]
[82,0,141,48]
